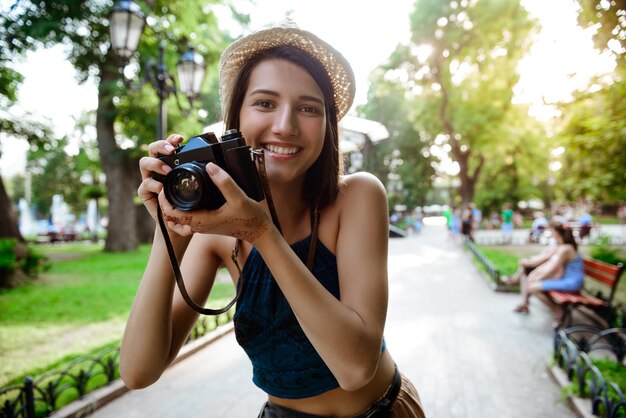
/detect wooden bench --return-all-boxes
[547,258,624,327]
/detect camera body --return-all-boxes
[152,129,264,211]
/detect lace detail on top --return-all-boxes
[234,235,341,399]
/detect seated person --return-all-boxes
[513,222,584,326]
[502,239,557,286]
[528,211,548,243]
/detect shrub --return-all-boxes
[0,238,48,288]
[0,238,18,280]
[590,235,626,266]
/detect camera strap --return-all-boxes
[156,203,242,315]
[251,148,282,234]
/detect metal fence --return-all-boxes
[554,325,626,417]
[463,238,502,285]
[0,310,234,418]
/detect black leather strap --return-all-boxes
[156,204,241,315]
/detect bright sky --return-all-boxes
[0,0,616,177]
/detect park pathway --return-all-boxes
[91,221,574,417]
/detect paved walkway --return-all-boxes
[91,222,574,418]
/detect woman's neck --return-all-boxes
[265,179,310,243]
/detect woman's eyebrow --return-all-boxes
[249,89,279,97]
[299,95,324,105]
[249,89,324,105]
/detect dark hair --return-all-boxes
[224,46,341,209]
[550,222,577,251]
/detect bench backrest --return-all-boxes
[582,258,625,303]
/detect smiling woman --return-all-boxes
[124,21,426,417]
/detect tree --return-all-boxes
[0,63,52,242]
[549,1,626,205]
[0,53,54,286]
[554,80,626,203]
[383,0,535,209]
[473,104,551,214]
[577,0,625,76]
[1,0,241,251]
[359,68,436,210]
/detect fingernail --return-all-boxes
[162,164,171,173]
[207,163,219,175]
[164,144,175,152]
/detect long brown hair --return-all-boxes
[223,46,342,209]
[551,222,578,251]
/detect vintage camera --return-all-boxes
[152,129,264,211]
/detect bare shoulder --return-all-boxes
[338,172,387,202]
[335,172,388,227]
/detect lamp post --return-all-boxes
[108,0,206,140]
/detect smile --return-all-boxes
[263,144,301,155]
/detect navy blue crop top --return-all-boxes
[233,233,341,399]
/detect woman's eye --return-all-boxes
[255,100,274,109]
[300,105,320,114]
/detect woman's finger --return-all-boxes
[139,156,172,180]
[206,163,245,203]
[147,135,184,158]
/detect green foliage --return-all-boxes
[0,238,17,277]
[560,357,626,404]
[358,69,436,209]
[554,78,626,203]
[473,105,551,214]
[371,0,537,207]
[577,0,626,76]
[475,245,520,276]
[0,239,48,286]
[590,235,626,266]
[592,357,626,395]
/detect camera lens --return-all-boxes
[172,171,200,201]
[164,163,220,211]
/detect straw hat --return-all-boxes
[219,21,356,121]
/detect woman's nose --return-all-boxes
[272,107,299,137]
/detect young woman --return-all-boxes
[513,222,584,325]
[123,23,425,417]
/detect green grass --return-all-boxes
[475,246,520,277]
[561,357,626,418]
[0,243,235,387]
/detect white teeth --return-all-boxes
[264,144,300,155]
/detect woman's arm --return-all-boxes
[527,245,574,282]
[119,227,223,389]
[523,245,558,268]
[253,173,390,391]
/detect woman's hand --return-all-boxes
[138,134,184,222]
[158,163,272,243]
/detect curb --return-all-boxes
[547,365,597,418]
[48,322,235,418]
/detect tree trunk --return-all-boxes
[96,58,138,252]
[133,157,156,244]
[0,175,28,288]
[0,176,24,241]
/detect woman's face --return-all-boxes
[238,59,327,186]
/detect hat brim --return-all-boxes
[219,25,355,121]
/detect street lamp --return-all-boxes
[108,0,206,140]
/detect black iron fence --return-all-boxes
[0,310,234,418]
[554,325,626,417]
[463,238,502,286]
